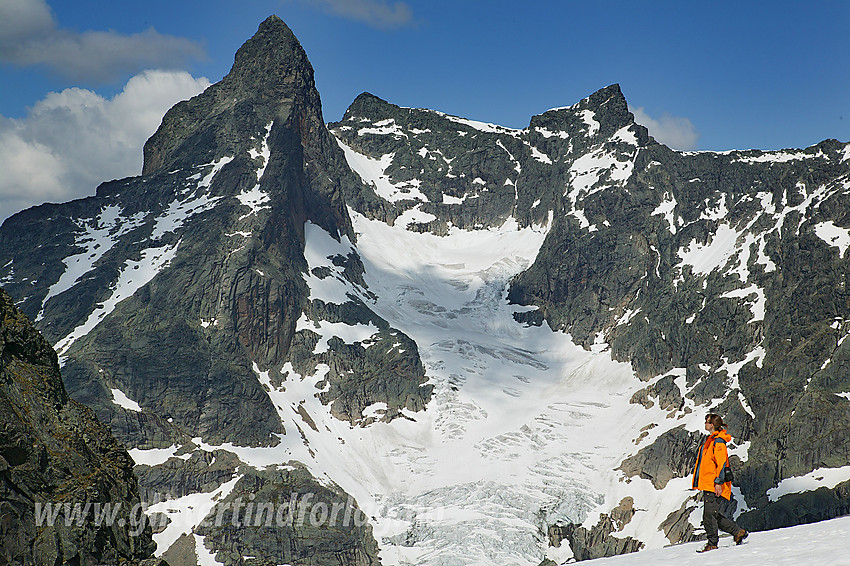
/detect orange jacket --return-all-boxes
[692,428,733,500]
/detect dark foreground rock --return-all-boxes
[0,288,158,565]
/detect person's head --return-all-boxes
[704,413,725,433]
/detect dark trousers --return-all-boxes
[702,491,740,545]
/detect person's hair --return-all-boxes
[706,413,725,430]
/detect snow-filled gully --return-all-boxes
[261,210,695,565]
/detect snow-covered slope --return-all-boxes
[319,210,636,563]
[585,514,850,566]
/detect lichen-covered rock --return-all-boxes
[0,288,157,565]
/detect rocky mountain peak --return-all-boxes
[341,92,395,121]
[142,14,323,176]
[528,83,649,147]
[584,84,636,130]
[584,83,627,111]
[223,15,315,106]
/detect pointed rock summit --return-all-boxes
[143,15,323,177]
[225,15,316,102]
[0,15,365,453]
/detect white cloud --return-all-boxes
[631,106,700,151]
[0,0,54,43]
[0,0,205,81]
[298,0,414,29]
[0,70,210,222]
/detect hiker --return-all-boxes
[692,413,748,552]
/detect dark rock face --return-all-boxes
[548,498,644,561]
[658,496,702,545]
[135,449,242,502]
[0,288,156,565]
[330,91,530,231]
[619,426,703,489]
[0,15,431,449]
[288,297,432,425]
[738,479,850,532]
[0,15,409,451]
[194,464,379,566]
[330,84,651,236]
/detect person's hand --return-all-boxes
[714,484,722,496]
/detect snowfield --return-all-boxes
[586,514,850,566]
[257,207,722,564]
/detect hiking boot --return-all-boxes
[696,543,718,553]
[734,529,748,545]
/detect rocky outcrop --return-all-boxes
[330,92,529,231]
[135,449,241,502]
[329,85,650,237]
[548,498,644,561]
[194,463,379,566]
[618,426,703,489]
[0,288,157,565]
[658,496,702,544]
[289,297,432,425]
[738,479,850,532]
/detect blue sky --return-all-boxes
[0,0,848,220]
